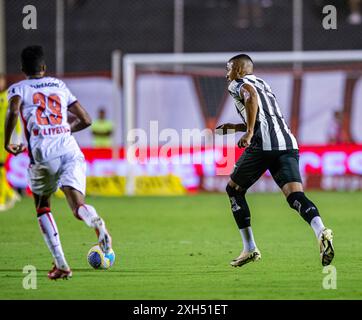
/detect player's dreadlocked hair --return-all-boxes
[229,53,254,65]
[21,45,45,76]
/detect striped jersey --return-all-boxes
[228,74,298,151]
[7,77,82,164]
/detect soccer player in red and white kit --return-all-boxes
[4,46,113,280]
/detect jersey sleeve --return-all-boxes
[228,79,246,98]
[60,80,77,107]
[7,84,23,101]
[240,79,258,99]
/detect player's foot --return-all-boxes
[48,264,72,280]
[230,248,261,267]
[319,228,334,266]
[93,217,112,253]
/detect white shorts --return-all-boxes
[28,152,86,196]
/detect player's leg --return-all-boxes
[226,180,261,267]
[59,153,112,253]
[33,193,72,279]
[282,182,325,238]
[29,160,72,279]
[269,150,334,266]
[226,148,266,267]
[61,186,112,253]
[283,182,334,266]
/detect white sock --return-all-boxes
[310,216,325,239]
[77,204,100,228]
[38,212,69,270]
[77,204,106,233]
[240,227,256,252]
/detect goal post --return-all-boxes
[123,50,362,144]
[120,50,362,195]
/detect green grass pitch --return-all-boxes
[0,191,361,300]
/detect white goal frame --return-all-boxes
[123,50,362,144]
[120,50,362,195]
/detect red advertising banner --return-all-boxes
[5,144,362,192]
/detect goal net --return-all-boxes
[121,51,362,195]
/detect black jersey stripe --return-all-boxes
[263,90,291,149]
[229,80,247,123]
[235,79,246,102]
[235,79,245,84]
[267,95,293,149]
[229,75,298,151]
[242,78,275,150]
[237,109,246,123]
[248,76,296,150]
[257,76,295,149]
[245,77,281,149]
[254,86,280,150]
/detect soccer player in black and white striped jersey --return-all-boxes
[216,54,334,267]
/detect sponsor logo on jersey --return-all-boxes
[33,125,70,136]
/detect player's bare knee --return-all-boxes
[282,182,303,198]
[72,203,85,220]
[34,193,51,213]
[226,180,245,196]
[64,195,84,219]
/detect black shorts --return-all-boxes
[230,148,302,191]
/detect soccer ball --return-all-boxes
[87,245,115,270]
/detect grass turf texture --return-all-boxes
[0,192,361,300]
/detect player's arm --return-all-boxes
[237,83,258,148]
[215,123,247,135]
[68,101,92,133]
[4,96,26,155]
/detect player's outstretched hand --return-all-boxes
[237,132,253,148]
[5,143,26,156]
[215,123,236,135]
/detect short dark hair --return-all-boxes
[229,53,253,65]
[21,45,45,75]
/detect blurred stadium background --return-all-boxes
[1,0,362,196]
[2,0,362,301]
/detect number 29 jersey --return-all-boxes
[8,77,82,164]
